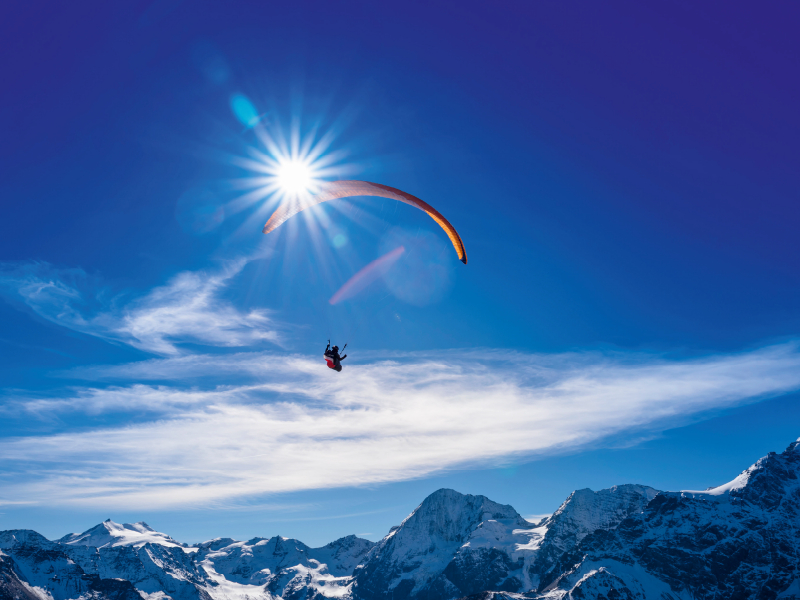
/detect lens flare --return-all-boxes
[230,93,261,128]
[329,246,405,305]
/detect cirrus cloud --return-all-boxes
[1,343,799,509]
[0,259,278,355]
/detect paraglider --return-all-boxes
[324,340,347,372]
[262,180,467,264]
[262,180,466,374]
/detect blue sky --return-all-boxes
[1,1,799,546]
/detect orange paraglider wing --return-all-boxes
[262,180,467,264]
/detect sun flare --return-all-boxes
[276,158,314,196]
[224,93,360,246]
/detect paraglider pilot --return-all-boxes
[324,340,347,372]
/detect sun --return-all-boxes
[223,93,360,238]
[276,158,314,196]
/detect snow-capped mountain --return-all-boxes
[0,530,142,600]
[59,520,186,549]
[350,485,657,600]
[196,534,375,600]
[1,524,207,600]
[536,439,800,599]
[1,438,799,600]
[527,484,659,581]
[351,488,539,600]
[0,524,375,600]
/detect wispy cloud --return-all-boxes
[0,260,277,355]
[2,261,800,512]
[1,343,799,509]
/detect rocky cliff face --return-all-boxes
[350,485,657,600]
[2,439,799,600]
[537,440,800,599]
[0,530,143,600]
[352,489,535,600]
[528,484,659,583]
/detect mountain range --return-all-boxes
[2,438,799,600]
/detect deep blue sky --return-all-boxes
[1,1,799,545]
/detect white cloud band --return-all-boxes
[1,343,798,509]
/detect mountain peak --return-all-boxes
[533,483,659,568]
[682,438,800,512]
[59,520,185,549]
[352,488,540,600]
[411,488,528,528]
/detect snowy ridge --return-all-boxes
[350,486,659,600]
[59,520,188,550]
[536,439,800,599]
[352,489,540,600]
[2,438,800,600]
[193,533,374,599]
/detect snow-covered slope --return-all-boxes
[352,489,538,600]
[0,550,43,600]
[537,439,800,599]
[3,438,800,600]
[312,535,377,577]
[0,530,144,600]
[528,484,658,581]
[59,520,187,549]
[351,485,656,600]
[195,534,374,600]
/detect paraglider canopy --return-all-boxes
[262,180,467,264]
